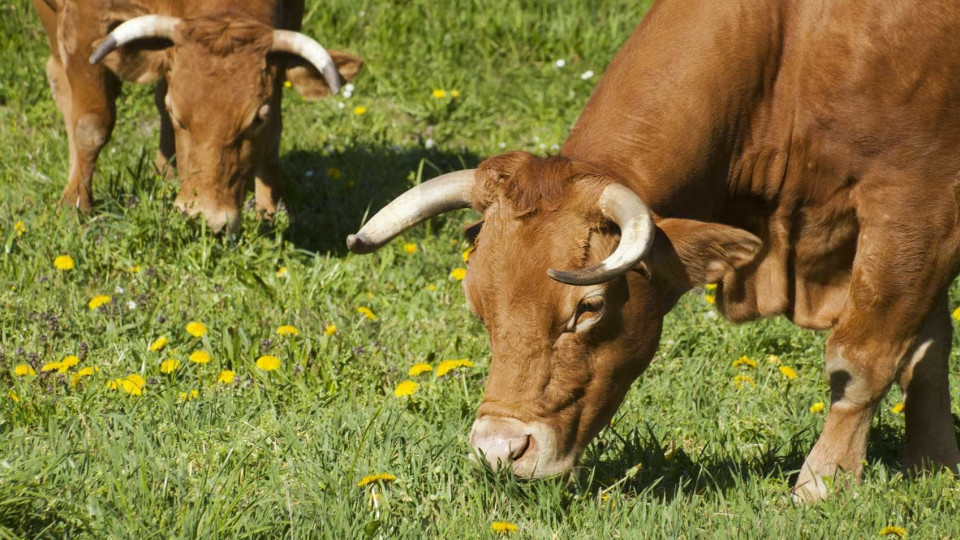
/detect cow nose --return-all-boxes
[469,417,534,471]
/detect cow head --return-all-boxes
[91,15,363,232]
[347,152,761,477]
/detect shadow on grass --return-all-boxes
[576,418,915,500]
[279,145,483,255]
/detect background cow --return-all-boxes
[34,0,362,232]
[347,0,960,502]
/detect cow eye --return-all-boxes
[571,294,605,332]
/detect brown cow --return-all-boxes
[34,0,362,232]
[347,0,960,501]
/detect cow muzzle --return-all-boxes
[174,198,241,235]
[469,416,576,478]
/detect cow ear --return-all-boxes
[284,50,363,100]
[95,38,172,84]
[649,218,762,289]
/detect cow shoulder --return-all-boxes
[649,218,762,289]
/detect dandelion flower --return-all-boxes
[462,246,475,263]
[189,351,211,364]
[810,401,825,413]
[705,283,718,292]
[108,374,146,396]
[767,354,782,365]
[733,374,754,388]
[426,284,436,291]
[14,221,26,237]
[731,356,758,369]
[149,336,168,352]
[879,526,906,538]
[186,321,208,337]
[779,366,798,380]
[40,361,62,373]
[408,363,433,376]
[891,402,905,414]
[353,105,367,116]
[436,359,473,377]
[160,359,181,374]
[57,355,80,373]
[179,389,199,402]
[394,380,419,397]
[277,325,299,337]
[357,307,376,320]
[449,267,467,281]
[953,307,960,322]
[705,294,716,304]
[403,243,418,254]
[450,89,461,98]
[71,366,96,386]
[357,473,396,487]
[491,522,519,534]
[284,80,292,88]
[54,255,75,271]
[275,267,288,278]
[217,370,236,384]
[325,324,338,336]
[256,355,281,371]
[127,265,141,273]
[327,167,342,180]
[88,295,111,310]
[14,364,36,377]
[432,89,446,99]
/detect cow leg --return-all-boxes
[54,57,117,212]
[255,94,284,218]
[897,295,960,473]
[154,79,176,179]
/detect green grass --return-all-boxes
[2,0,960,538]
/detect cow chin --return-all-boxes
[174,197,241,235]
[468,417,579,478]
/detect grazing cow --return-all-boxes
[347,0,960,501]
[34,0,362,232]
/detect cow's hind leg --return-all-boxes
[897,295,960,473]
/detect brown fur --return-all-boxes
[463,0,960,499]
[34,0,362,231]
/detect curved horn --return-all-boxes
[547,183,655,286]
[90,15,180,64]
[347,170,477,254]
[271,30,342,95]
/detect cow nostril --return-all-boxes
[509,434,531,460]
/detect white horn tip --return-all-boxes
[90,36,117,64]
[346,233,376,254]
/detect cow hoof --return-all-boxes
[58,191,93,213]
[791,474,830,504]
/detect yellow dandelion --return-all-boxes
[40,361,62,373]
[356,473,396,487]
[357,307,377,320]
[450,89,461,98]
[731,356,758,369]
[108,374,146,396]
[57,355,79,373]
[705,294,716,304]
[733,374,754,388]
[179,389,199,402]
[436,359,473,377]
[325,324,338,336]
[449,267,467,281]
[491,522,518,534]
[14,221,26,237]
[275,267,288,278]
[705,283,718,292]
[462,246,475,263]
[432,89,446,99]
[9,391,19,403]
[54,255,75,271]
[891,402,905,414]
[189,350,211,364]
[394,380,420,397]
[327,167,342,180]
[88,295,111,310]
[879,526,906,538]
[353,105,367,116]
[217,370,236,384]
[71,366,96,386]
[160,359,181,374]
[810,401,825,413]
[149,336,168,352]
[426,284,436,291]
[953,307,960,322]
[186,321,208,337]
[14,364,36,377]
[256,355,281,371]
[277,325,299,337]
[403,243,418,254]
[127,265,141,273]
[284,80,292,88]
[408,363,433,376]
[779,366,798,380]
[767,354,782,365]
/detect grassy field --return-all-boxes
[2,0,960,538]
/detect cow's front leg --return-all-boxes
[898,295,960,474]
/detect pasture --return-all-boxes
[2,0,960,537]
